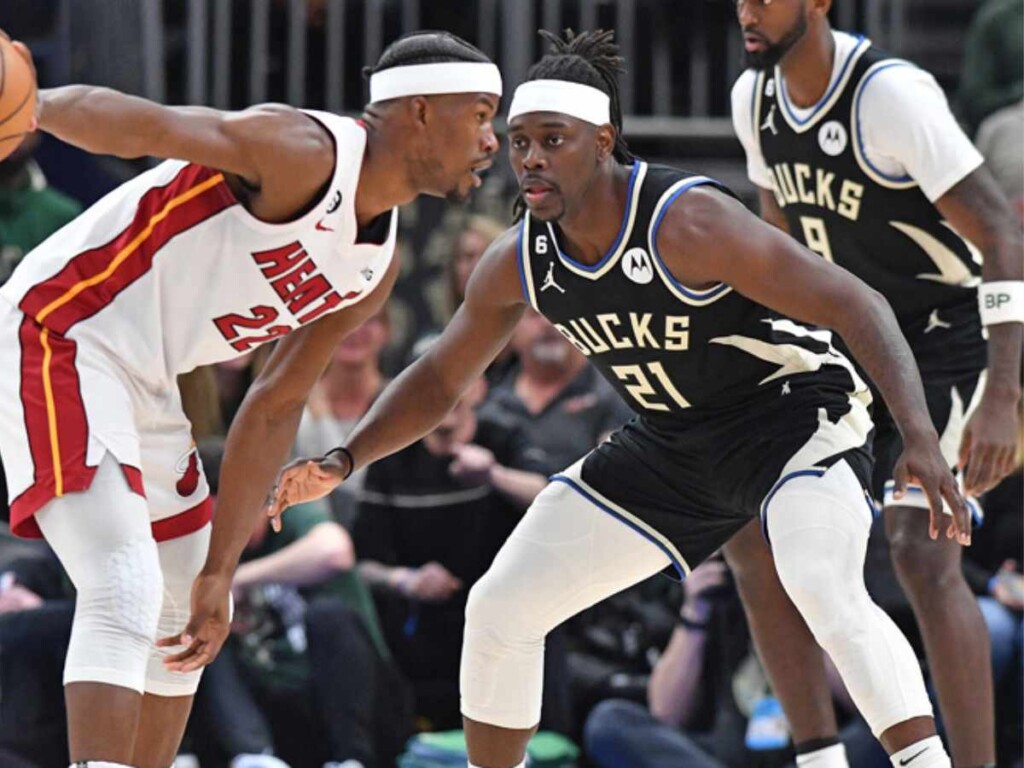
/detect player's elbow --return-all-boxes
[832,284,894,337]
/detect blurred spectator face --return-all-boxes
[453,228,491,302]
[330,308,390,367]
[424,376,487,456]
[513,308,577,369]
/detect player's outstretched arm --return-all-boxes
[658,187,971,544]
[11,39,325,189]
[158,257,398,673]
[935,169,1023,496]
[268,228,526,524]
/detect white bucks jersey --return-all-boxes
[516,161,870,423]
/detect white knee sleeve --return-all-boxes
[766,461,933,736]
[37,456,163,693]
[460,477,669,729]
[144,523,211,696]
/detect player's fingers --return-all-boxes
[920,479,942,541]
[957,428,973,472]
[941,480,971,546]
[156,632,184,648]
[162,638,205,667]
[964,443,990,496]
[893,463,909,500]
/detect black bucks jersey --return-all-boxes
[752,38,985,371]
[516,161,875,576]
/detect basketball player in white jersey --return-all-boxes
[0,33,500,768]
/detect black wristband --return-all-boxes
[677,614,709,631]
[324,446,355,480]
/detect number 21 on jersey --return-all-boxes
[612,361,691,412]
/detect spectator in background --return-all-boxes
[447,215,506,316]
[190,496,411,768]
[962,446,1023,764]
[294,308,391,528]
[481,307,633,477]
[959,0,1024,215]
[583,560,884,768]
[353,355,556,730]
[0,134,81,285]
[0,533,75,768]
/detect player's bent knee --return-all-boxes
[887,527,962,592]
[461,569,548,730]
[66,535,164,691]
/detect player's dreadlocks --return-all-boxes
[513,29,634,221]
[364,30,491,85]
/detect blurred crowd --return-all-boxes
[0,1,1021,767]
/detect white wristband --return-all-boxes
[978,281,1024,326]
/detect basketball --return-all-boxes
[0,35,36,162]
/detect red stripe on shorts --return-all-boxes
[11,316,95,538]
[151,496,213,542]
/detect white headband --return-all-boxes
[369,62,503,102]
[507,79,611,126]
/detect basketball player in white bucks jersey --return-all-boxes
[269,30,973,768]
[0,34,500,768]
[728,2,1022,767]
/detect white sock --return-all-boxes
[889,736,950,768]
[796,743,850,767]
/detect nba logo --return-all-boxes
[622,248,654,285]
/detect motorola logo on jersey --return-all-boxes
[818,120,848,157]
[622,248,654,285]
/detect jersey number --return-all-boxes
[799,216,834,262]
[213,305,292,352]
[612,362,691,412]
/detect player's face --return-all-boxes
[737,0,809,70]
[419,93,500,203]
[508,113,600,222]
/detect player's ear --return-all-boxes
[409,95,430,128]
[595,124,616,163]
[810,0,832,20]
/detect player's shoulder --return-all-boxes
[730,68,760,110]
[655,181,744,251]
[463,224,524,302]
[856,56,942,107]
[230,103,334,153]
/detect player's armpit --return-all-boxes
[757,186,790,233]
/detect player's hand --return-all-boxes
[157,572,232,673]
[893,432,971,545]
[959,389,1021,497]
[266,451,350,532]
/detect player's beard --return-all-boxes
[743,14,807,70]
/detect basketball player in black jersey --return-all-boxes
[269,31,970,768]
[728,3,1023,767]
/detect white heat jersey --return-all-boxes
[0,111,396,386]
